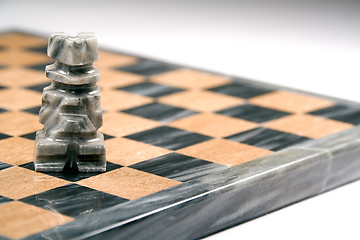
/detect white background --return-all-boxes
[0,0,359,239]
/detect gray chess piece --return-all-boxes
[34,32,106,172]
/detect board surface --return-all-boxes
[0,31,360,240]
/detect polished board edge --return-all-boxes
[24,126,360,240]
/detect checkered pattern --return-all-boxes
[0,32,358,239]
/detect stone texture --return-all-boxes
[47,32,98,66]
[34,33,106,172]
[45,62,100,85]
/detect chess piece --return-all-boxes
[34,32,106,172]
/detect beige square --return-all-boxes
[169,113,258,138]
[101,89,153,112]
[0,201,73,239]
[100,112,161,137]
[152,68,230,89]
[0,111,42,136]
[0,48,51,67]
[106,137,171,166]
[249,90,335,113]
[178,139,272,167]
[0,167,69,199]
[0,67,49,87]
[78,167,181,200]
[99,70,145,89]
[0,33,47,48]
[95,50,138,70]
[159,90,243,112]
[265,114,353,139]
[0,137,35,166]
[0,88,42,111]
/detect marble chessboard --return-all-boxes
[1,31,360,240]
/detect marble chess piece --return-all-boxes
[34,32,106,172]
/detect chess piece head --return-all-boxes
[47,32,98,66]
[46,32,100,85]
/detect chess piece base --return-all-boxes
[34,131,106,172]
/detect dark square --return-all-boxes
[217,104,290,123]
[26,62,52,72]
[0,195,12,205]
[309,104,360,125]
[20,183,128,217]
[103,133,115,140]
[130,153,228,182]
[0,235,11,240]
[208,82,274,99]
[115,59,179,76]
[20,131,37,140]
[20,162,122,182]
[125,126,212,150]
[23,106,41,115]
[0,85,6,90]
[122,102,197,124]
[26,82,50,92]
[27,45,47,55]
[118,82,183,98]
[0,162,12,170]
[226,127,310,151]
[0,133,11,140]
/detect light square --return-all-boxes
[152,68,230,89]
[265,114,354,139]
[0,48,50,67]
[159,90,243,112]
[0,111,42,136]
[0,201,73,239]
[0,33,47,48]
[249,90,335,113]
[99,70,145,89]
[0,67,48,87]
[0,167,69,199]
[77,167,181,200]
[0,137,35,166]
[100,112,161,137]
[177,139,272,167]
[0,88,42,111]
[95,50,138,70]
[106,137,171,166]
[169,113,258,138]
[101,89,153,112]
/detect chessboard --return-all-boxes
[1,31,360,240]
